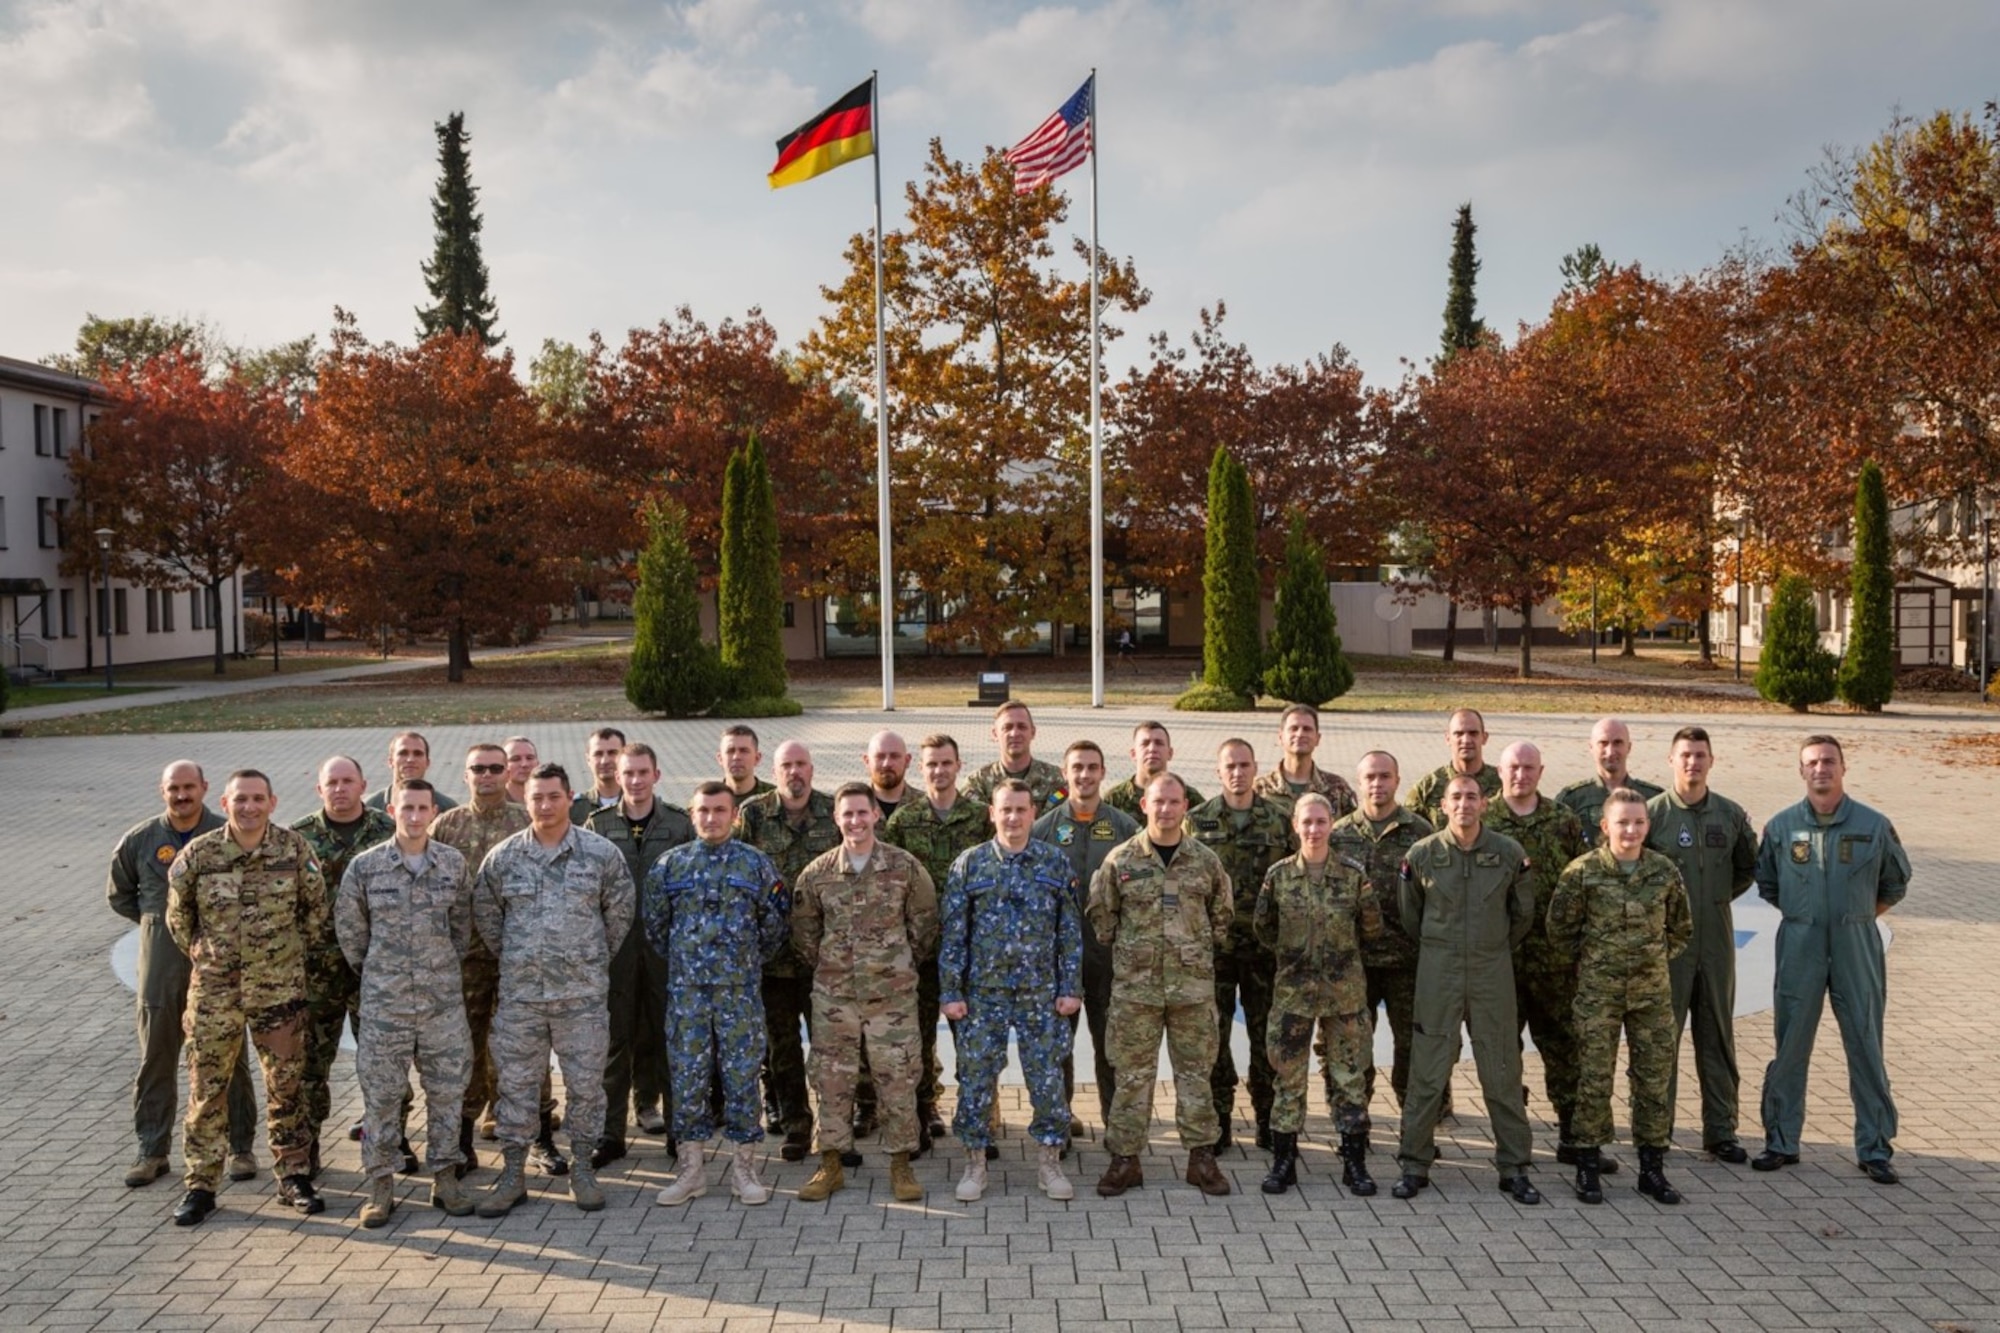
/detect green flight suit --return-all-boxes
[1395,827,1536,1179]
[1645,786,1757,1147]
[1754,795,1910,1164]
[1556,774,1664,849]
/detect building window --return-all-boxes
[114,587,129,635]
[782,601,796,629]
[34,405,50,456]
[39,594,52,639]
[161,590,175,633]
[37,497,59,548]
[0,495,7,548]
[52,408,69,458]
[146,588,159,633]
[59,589,75,638]
[191,588,206,631]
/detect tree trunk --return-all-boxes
[448,619,471,683]
[1442,600,1458,662]
[1696,580,1714,665]
[210,583,226,676]
[1518,597,1534,678]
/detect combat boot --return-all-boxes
[358,1175,394,1229]
[655,1142,707,1206]
[1096,1154,1143,1197]
[455,1116,479,1178]
[891,1151,924,1202]
[476,1148,528,1217]
[1573,1147,1604,1205]
[955,1149,988,1202]
[569,1140,605,1211]
[278,1174,325,1215]
[431,1169,475,1217]
[1212,1094,1234,1152]
[125,1155,169,1188]
[1037,1143,1073,1200]
[798,1150,846,1202]
[1557,1112,1619,1174]
[1261,1132,1298,1195]
[1186,1146,1232,1196]
[1340,1130,1377,1197]
[729,1143,770,1205]
[1254,1110,1272,1152]
[1636,1146,1682,1205]
[529,1112,569,1176]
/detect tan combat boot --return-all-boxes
[655,1142,706,1206]
[1037,1143,1074,1200]
[955,1149,988,1202]
[889,1151,923,1202]
[798,1149,845,1202]
[431,1168,474,1217]
[358,1176,394,1228]
[476,1148,528,1217]
[569,1140,605,1211]
[124,1155,169,1188]
[728,1143,770,1206]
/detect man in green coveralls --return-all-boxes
[1557,718,1663,848]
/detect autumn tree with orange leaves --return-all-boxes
[277,323,620,680]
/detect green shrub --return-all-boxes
[1263,512,1354,706]
[1836,460,1895,712]
[1755,573,1837,712]
[625,499,724,716]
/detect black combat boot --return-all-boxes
[1636,1146,1681,1205]
[1254,1106,1272,1151]
[455,1116,479,1178]
[1260,1132,1298,1195]
[1339,1131,1377,1197]
[1573,1146,1604,1205]
[1556,1109,1619,1175]
[529,1111,569,1177]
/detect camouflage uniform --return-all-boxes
[1187,794,1296,1139]
[1030,801,1140,1124]
[1557,774,1665,849]
[939,840,1082,1149]
[1645,787,1757,1147]
[734,790,840,1140]
[366,787,457,815]
[569,787,619,825]
[586,801,694,1150]
[166,826,328,1191]
[1087,834,1232,1155]
[1395,827,1536,1179]
[1251,765,1359,821]
[430,800,549,1130]
[964,757,1068,811]
[472,825,635,1154]
[1485,797,1588,1143]
[1404,762,1501,830]
[883,796,992,1123]
[1329,804,1434,1118]
[291,807,396,1140]
[336,840,474,1179]
[1546,847,1691,1148]
[1103,775,1204,820]
[1253,850,1380,1133]
[108,809,257,1161]
[642,839,788,1143]
[793,843,940,1154]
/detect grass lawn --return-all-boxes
[119,650,406,683]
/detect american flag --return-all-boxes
[1005,76,1093,194]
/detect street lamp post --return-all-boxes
[1981,495,1993,703]
[94,527,114,693]
[1733,516,1748,685]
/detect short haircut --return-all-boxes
[619,741,659,767]
[990,777,1033,802]
[918,733,959,756]
[529,762,573,792]
[588,727,627,747]
[1602,786,1649,813]
[721,724,760,746]
[321,754,364,779]
[1293,792,1334,819]
[831,780,879,808]
[1444,773,1485,795]
[226,768,273,794]
[994,701,1033,721]
[1668,726,1712,751]
[396,779,437,799]
[1278,703,1320,728]
[1217,737,1255,755]
[465,742,505,760]
[391,730,430,755]
[691,779,736,805]
[1357,748,1399,771]
[1143,772,1188,800]
[1801,733,1845,759]
[503,735,537,751]
[1448,708,1486,731]
[1131,719,1171,740]
[1063,738,1106,764]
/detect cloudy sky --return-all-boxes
[3,0,1996,388]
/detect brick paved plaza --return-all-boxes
[3,705,1997,1331]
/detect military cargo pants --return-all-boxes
[135,913,256,1159]
[811,990,920,1154]
[1573,973,1676,1149]
[761,968,813,1138]
[671,983,766,1144]
[1210,942,1276,1130]
[301,953,359,1138]
[1668,930,1741,1146]
[954,986,1070,1149]
[1104,993,1220,1156]
[854,950,945,1125]
[1269,1008,1369,1134]
[357,1006,471,1180]
[462,947,556,1125]
[1515,955,1582,1134]
[493,996,607,1152]
[603,925,670,1149]
[1397,988,1532,1178]
[1062,934,1116,1126]
[1357,960,1418,1124]
[183,995,311,1192]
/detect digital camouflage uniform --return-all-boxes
[1031,801,1140,1124]
[291,806,396,1140]
[1484,796,1588,1142]
[1557,774,1665,849]
[472,825,635,1155]
[1405,762,1501,830]
[336,839,474,1179]
[1754,795,1910,1164]
[166,825,328,1191]
[1546,846,1691,1150]
[1187,794,1296,1138]
[429,799,540,1124]
[1395,827,1536,1179]
[108,808,257,1161]
[642,838,787,1144]
[883,796,992,1122]
[1103,775,1204,820]
[1253,850,1380,1134]
[734,789,840,1140]
[366,788,456,815]
[1250,764,1359,821]
[964,758,1069,812]
[940,840,1082,1149]
[1329,804,1434,1119]
[1645,787,1757,1147]
[1088,833,1232,1155]
[586,800,694,1149]
[792,843,939,1154]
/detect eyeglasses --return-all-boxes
[467,763,507,776]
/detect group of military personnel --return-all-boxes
[109,702,1911,1226]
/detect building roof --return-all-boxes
[0,355,104,400]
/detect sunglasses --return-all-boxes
[467,763,508,776]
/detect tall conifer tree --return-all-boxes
[416,111,502,347]
[1431,201,1486,661]
[1837,460,1896,711]
[718,435,788,700]
[1201,448,1262,701]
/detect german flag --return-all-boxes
[769,77,874,189]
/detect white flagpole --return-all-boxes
[870,71,895,710]
[1088,70,1105,708]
